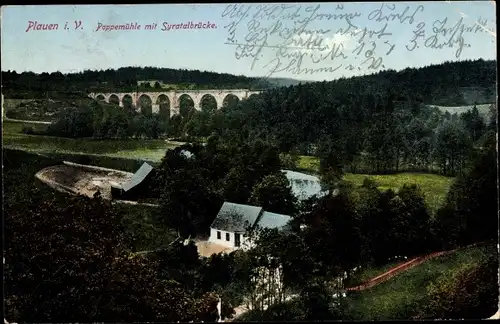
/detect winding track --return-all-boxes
[345,242,488,291]
[3,117,53,124]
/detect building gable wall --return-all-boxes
[208,228,254,250]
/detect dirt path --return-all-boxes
[346,252,448,291]
[112,200,160,208]
[195,241,234,258]
[229,304,250,321]
[4,117,53,124]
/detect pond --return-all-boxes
[281,169,327,200]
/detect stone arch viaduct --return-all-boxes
[88,89,262,116]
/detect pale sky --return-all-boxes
[1,2,496,81]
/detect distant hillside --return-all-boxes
[429,104,496,123]
[321,59,496,106]
[2,59,495,104]
[1,67,274,99]
[225,58,496,158]
[459,86,496,105]
[3,97,105,122]
[264,77,315,87]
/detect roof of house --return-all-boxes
[121,162,154,192]
[211,201,294,234]
[256,211,292,231]
[211,202,263,233]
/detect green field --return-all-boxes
[344,173,454,213]
[3,120,176,162]
[343,243,496,320]
[297,155,453,213]
[296,155,320,174]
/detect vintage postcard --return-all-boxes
[2,2,498,322]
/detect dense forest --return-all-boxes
[30,59,496,177]
[178,59,496,175]
[145,131,498,318]
[1,67,273,98]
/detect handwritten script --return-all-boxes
[221,3,494,78]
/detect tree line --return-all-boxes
[1,66,272,99]
[19,59,497,178]
[27,99,169,139]
[175,59,495,177]
[174,94,495,177]
[9,59,497,178]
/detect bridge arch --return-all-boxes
[138,94,153,115]
[199,94,218,114]
[222,94,241,109]
[156,94,171,119]
[122,94,134,111]
[109,94,120,105]
[96,94,106,101]
[177,93,195,117]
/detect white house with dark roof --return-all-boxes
[208,202,292,250]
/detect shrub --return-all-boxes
[6,110,20,119]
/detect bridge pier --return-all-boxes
[170,106,180,117]
[152,104,160,114]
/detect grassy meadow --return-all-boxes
[3,120,176,162]
[344,173,454,213]
[296,155,453,214]
[296,155,320,174]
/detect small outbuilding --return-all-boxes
[111,162,154,200]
